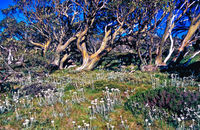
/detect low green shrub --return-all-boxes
[125,86,200,120]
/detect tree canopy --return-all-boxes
[0,0,199,72]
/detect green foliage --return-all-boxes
[125,86,200,119]
[93,80,129,91]
[1,68,200,129]
[181,53,200,65]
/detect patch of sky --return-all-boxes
[0,0,14,21]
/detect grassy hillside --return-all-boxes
[0,69,199,129]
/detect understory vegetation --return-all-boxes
[0,68,200,129]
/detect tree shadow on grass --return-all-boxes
[161,61,200,81]
[97,53,139,70]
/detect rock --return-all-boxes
[141,65,158,72]
[21,83,56,97]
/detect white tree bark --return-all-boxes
[185,50,200,65]
[164,35,174,63]
[7,48,14,65]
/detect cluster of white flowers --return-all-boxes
[71,88,86,104]
[151,73,198,89]
[88,87,121,120]
[72,120,91,130]
[120,115,129,129]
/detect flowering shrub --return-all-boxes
[125,86,200,128]
[0,69,199,129]
[126,87,200,118]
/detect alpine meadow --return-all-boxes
[0,0,200,129]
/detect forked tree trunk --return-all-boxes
[51,36,78,68]
[76,28,111,71]
[157,1,190,65]
[76,54,100,71]
[155,11,173,65]
[30,38,51,56]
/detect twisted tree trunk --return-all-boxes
[76,28,111,71]
[51,35,78,69]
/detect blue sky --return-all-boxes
[0,0,14,21]
[0,0,193,39]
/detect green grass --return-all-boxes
[0,69,199,129]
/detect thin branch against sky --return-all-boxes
[0,0,14,20]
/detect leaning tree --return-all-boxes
[2,0,199,71]
[171,0,200,65]
[14,0,83,69]
[153,0,200,66]
[71,0,139,71]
